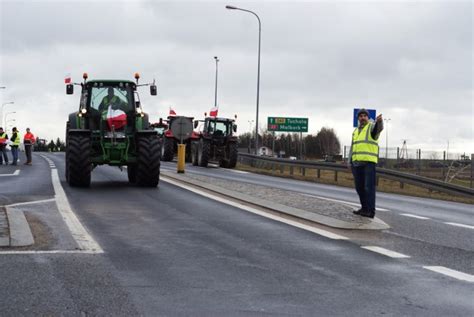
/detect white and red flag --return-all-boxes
[64,73,72,84]
[106,106,127,130]
[169,107,177,116]
[209,106,218,117]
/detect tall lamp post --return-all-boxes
[384,118,391,161]
[226,5,261,155]
[1,101,14,128]
[248,119,254,153]
[214,56,219,108]
[4,111,16,130]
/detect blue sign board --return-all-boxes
[353,108,376,127]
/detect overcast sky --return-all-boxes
[0,0,472,155]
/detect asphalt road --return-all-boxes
[0,153,472,316]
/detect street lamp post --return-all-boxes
[1,102,14,128]
[384,118,391,161]
[214,56,219,108]
[248,119,254,153]
[4,111,16,130]
[226,5,261,155]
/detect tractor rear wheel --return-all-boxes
[191,141,199,166]
[67,133,92,187]
[198,139,210,167]
[161,137,174,161]
[136,135,161,187]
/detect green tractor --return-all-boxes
[191,116,238,168]
[65,73,161,187]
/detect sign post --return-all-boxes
[268,117,308,159]
[170,116,193,173]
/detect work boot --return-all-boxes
[360,211,375,219]
[353,208,365,215]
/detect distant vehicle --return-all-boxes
[160,115,199,162]
[65,73,161,187]
[191,116,238,168]
[288,156,297,160]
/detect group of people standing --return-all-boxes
[0,127,35,166]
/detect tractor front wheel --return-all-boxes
[161,137,174,161]
[191,141,199,166]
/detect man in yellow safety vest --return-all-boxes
[10,127,21,166]
[349,109,383,218]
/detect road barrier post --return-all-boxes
[177,144,186,173]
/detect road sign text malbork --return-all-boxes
[268,117,308,132]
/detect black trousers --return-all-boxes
[0,146,8,164]
[25,144,32,163]
[351,162,377,213]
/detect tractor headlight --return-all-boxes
[81,108,87,114]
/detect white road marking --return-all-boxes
[400,213,430,220]
[301,193,390,211]
[162,177,349,240]
[0,250,102,255]
[229,169,249,174]
[423,266,474,283]
[6,198,56,207]
[361,246,410,258]
[50,166,103,253]
[444,222,474,230]
[0,170,20,177]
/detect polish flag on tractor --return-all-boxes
[106,106,127,130]
[64,73,72,84]
[209,106,218,117]
[169,107,177,116]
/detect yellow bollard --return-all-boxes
[177,143,186,173]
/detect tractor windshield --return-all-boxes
[90,86,133,113]
[208,120,231,136]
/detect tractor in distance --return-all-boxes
[160,115,198,162]
[65,73,161,187]
[191,115,239,168]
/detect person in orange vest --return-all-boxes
[0,127,9,165]
[23,128,36,165]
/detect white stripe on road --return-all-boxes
[361,246,411,258]
[301,193,390,212]
[162,177,349,240]
[7,198,56,207]
[0,250,102,255]
[50,168,103,253]
[400,213,430,220]
[229,169,249,174]
[0,170,20,177]
[423,266,474,283]
[444,222,474,230]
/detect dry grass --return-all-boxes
[236,163,474,205]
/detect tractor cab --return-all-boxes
[200,117,237,144]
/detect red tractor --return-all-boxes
[191,116,238,168]
[160,115,199,162]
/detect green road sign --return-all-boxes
[267,117,308,132]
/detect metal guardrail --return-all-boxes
[238,153,474,199]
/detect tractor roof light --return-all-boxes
[83,73,88,80]
[134,72,140,84]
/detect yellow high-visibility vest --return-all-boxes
[351,123,379,163]
[13,132,21,146]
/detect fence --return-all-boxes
[237,153,474,198]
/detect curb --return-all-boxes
[5,206,35,247]
[162,171,390,230]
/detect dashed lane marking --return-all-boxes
[0,170,20,177]
[0,250,101,255]
[228,169,249,174]
[423,266,474,283]
[361,246,411,258]
[400,213,430,220]
[444,222,474,230]
[162,177,349,240]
